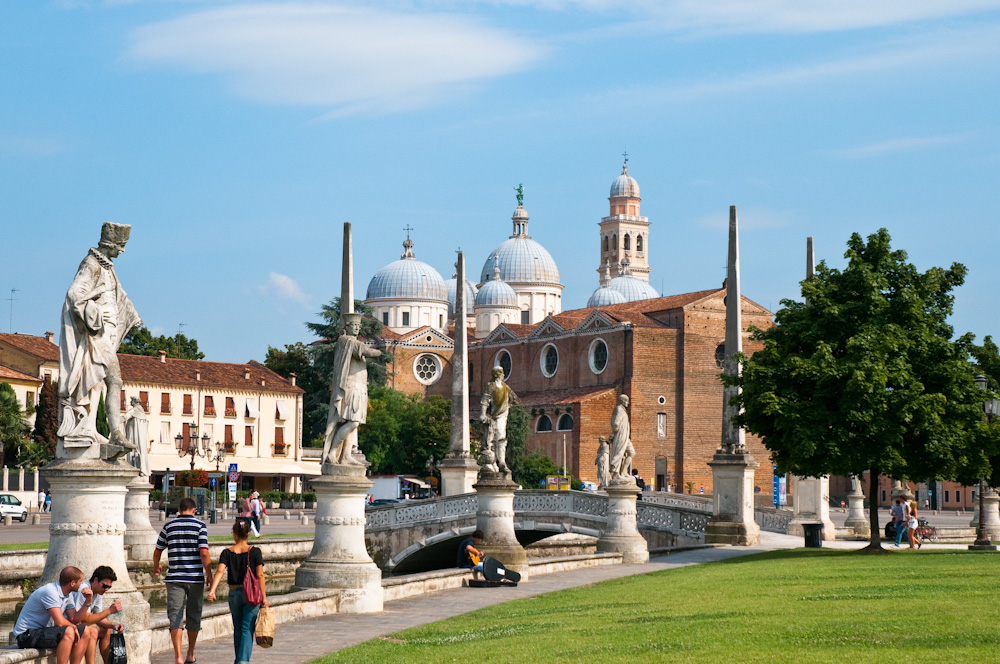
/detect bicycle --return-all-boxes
[915,518,937,545]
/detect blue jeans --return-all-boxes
[894,520,907,546]
[228,587,260,664]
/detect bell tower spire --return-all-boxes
[598,156,651,283]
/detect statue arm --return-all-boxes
[479,391,491,421]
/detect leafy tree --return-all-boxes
[0,383,30,468]
[733,229,991,549]
[264,342,328,446]
[120,327,205,360]
[960,335,1000,488]
[516,453,583,490]
[358,386,450,476]
[307,298,392,390]
[32,378,58,457]
[96,392,110,438]
[16,439,52,468]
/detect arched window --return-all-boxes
[536,415,553,432]
[556,414,573,431]
[637,234,644,253]
[623,234,631,251]
[603,235,609,253]
[611,234,617,253]
[589,338,608,374]
[540,343,559,378]
[495,349,512,379]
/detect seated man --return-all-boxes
[66,566,124,664]
[13,566,98,664]
[457,529,485,579]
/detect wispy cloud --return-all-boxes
[696,208,795,231]
[258,272,311,307]
[824,134,973,159]
[0,135,63,157]
[127,3,547,116]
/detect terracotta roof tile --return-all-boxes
[501,324,535,337]
[117,355,303,394]
[0,364,42,383]
[552,289,723,329]
[0,333,58,361]
[515,386,617,407]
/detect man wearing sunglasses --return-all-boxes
[66,566,123,664]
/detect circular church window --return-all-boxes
[540,344,559,378]
[495,349,512,380]
[589,338,609,374]
[413,354,442,385]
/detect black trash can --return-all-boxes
[803,523,823,548]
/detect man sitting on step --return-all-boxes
[13,566,98,664]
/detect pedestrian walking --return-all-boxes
[38,489,46,513]
[45,491,52,513]
[153,497,212,664]
[207,520,268,664]
[908,500,920,549]
[249,492,263,537]
[891,499,909,547]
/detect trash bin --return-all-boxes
[803,523,823,548]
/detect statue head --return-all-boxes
[618,394,630,407]
[98,222,131,257]
[130,396,141,407]
[341,313,363,337]
[491,366,505,381]
[598,435,607,446]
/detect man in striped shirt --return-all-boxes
[153,497,211,664]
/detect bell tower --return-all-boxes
[598,153,650,282]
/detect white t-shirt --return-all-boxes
[13,582,67,635]
[70,580,103,617]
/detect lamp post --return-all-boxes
[971,375,999,550]
[175,423,210,471]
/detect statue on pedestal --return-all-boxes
[595,436,610,488]
[479,366,518,475]
[321,313,383,468]
[57,222,142,458]
[608,395,635,481]
[124,397,150,477]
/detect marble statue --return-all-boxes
[609,394,635,481]
[479,366,518,475]
[57,222,141,456]
[595,436,610,488]
[322,313,383,467]
[124,397,150,477]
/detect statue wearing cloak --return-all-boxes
[608,394,635,481]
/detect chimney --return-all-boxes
[44,331,54,344]
[260,379,266,388]
[289,372,296,387]
[195,370,201,382]
[244,367,251,380]
[158,350,167,364]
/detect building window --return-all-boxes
[225,397,236,417]
[589,338,609,374]
[182,422,191,451]
[245,398,258,419]
[183,393,193,415]
[159,421,171,445]
[611,233,617,252]
[413,354,442,385]
[224,425,234,447]
[603,236,609,253]
[204,395,216,416]
[536,415,553,432]
[439,314,444,328]
[495,350,512,380]
[556,414,573,431]
[520,310,529,325]
[540,343,559,378]
[945,490,950,503]
[715,344,726,368]
[120,390,126,413]
[623,234,630,251]
[382,312,389,325]
[245,425,254,446]
[274,427,286,455]
[138,391,149,413]
[657,413,667,438]
[25,392,34,411]
[276,400,290,421]
[637,234,644,254]
[161,393,170,414]
[402,311,410,326]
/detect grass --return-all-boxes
[0,541,47,551]
[207,533,309,542]
[309,550,1000,664]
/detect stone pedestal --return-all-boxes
[293,465,383,613]
[124,477,158,562]
[439,455,479,497]
[596,479,649,563]
[787,476,836,540]
[704,451,760,546]
[41,457,151,663]
[844,476,870,537]
[473,473,528,580]
[968,489,1000,540]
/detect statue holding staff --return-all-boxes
[479,366,518,475]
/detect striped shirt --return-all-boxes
[155,515,209,583]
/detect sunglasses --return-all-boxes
[100,582,113,590]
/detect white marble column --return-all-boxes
[968,488,1000,539]
[124,477,158,562]
[787,476,836,540]
[474,474,528,580]
[596,480,649,563]
[844,475,870,536]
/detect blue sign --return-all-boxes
[773,466,780,507]
[228,471,238,482]
[228,463,238,473]
[209,477,218,488]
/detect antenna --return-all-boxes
[177,323,187,336]
[6,289,17,333]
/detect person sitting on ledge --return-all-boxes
[457,529,485,579]
[66,566,124,664]
[13,565,98,664]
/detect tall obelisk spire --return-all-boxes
[342,222,354,315]
[722,205,745,452]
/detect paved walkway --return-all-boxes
[150,532,887,664]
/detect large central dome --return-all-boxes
[366,237,448,302]
[480,204,560,285]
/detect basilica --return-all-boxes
[361,160,775,495]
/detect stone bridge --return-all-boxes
[364,490,716,573]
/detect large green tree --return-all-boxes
[120,327,205,360]
[264,342,328,446]
[307,298,392,389]
[733,229,991,549]
[0,383,29,468]
[31,377,58,458]
[358,386,450,476]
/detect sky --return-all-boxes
[2,0,999,363]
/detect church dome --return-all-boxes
[609,275,658,301]
[446,275,478,319]
[476,260,518,308]
[366,237,448,303]
[480,205,560,286]
[587,286,627,307]
[610,161,640,199]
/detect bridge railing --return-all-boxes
[366,493,478,529]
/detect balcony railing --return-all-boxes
[272,444,288,457]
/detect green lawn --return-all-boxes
[310,550,1000,664]
[0,541,47,551]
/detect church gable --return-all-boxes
[527,316,565,338]
[398,327,454,348]
[576,310,618,332]
[482,324,521,344]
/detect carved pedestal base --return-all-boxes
[124,478,158,562]
[42,457,151,663]
[293,465,383,613]
[844,479,870,537]
[439,455,479,497]
[705,451,760,546]
[596,479,649,563]
[968,490,1000,540]
[787,476,836,540]
[473,472,528,581]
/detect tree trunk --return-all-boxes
[868,467,882,550]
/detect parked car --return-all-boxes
[161,487,208,516]
[0,494,28,522]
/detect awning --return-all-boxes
[148,454,321,477]
[402,477,429,489]
[275,400,289,421]
[245,397,259,419]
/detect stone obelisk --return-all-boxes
[439,251,479,496]
[787,237,836,540]
[705,206,760,546]
[293,222,383,613]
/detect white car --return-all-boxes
[0,494,28,522]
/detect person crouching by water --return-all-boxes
[208,520,268,664]
[457,529,485,579]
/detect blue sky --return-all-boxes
[2,1,999,363]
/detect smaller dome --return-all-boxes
[610,161,640,199]
[512,205,528,221]
[588,286,627,307]
[476,259,519,308]
[609,275,658,301]
[446,275,478,319]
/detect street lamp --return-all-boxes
[175,423,210,471]
[972,375,1000,549]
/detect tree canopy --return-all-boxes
[359,386,451,476]
[31,377,58,460]
[733,229,994,548]
[120,327,205,360]
[0,383,29,468]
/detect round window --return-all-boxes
[495,350,512,380]
[540,344,559,378]
[589,338,609,374]
[413,354,442,385]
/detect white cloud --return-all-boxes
[258,272,311,306]
[695,208,795,231]
[127,3,547,115]
[824,134,972,159]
